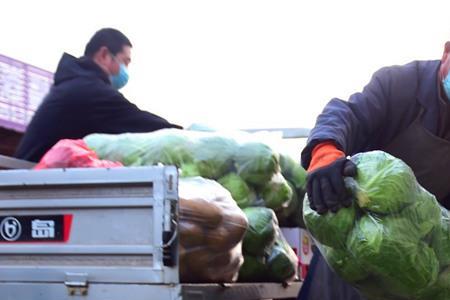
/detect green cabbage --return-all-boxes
[142,131,193,167]
[323,247,368,283]
[380,242,438,298]
[304,150,447,299]
[400,189,441,238]
[242,207,277,256]
[239,230,298,283]
[218,173,257,208]
[180,163,202,177]
[238,255,268,282]
[85,130,194,167]
[347,215,438,298]
[261,173,293,211]
[279,153,307,190]
[351,151,417,214]
[276,182,306,228]
[267,244,297,282]
[278,154,307,227]
[431,209,450,267]
[417,267,450,300]
[303,195,356,249]
[191,135,237,179]
[234,142,280,186]
[84,133,147,166]
[355,276,398,300]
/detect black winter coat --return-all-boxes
[302,60,444,168]
[15,53,180,162]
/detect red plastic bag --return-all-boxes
[35,139,123,170]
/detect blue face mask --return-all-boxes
[443,72,450,100]
[110,63,129,90]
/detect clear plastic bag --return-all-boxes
[84,129,307,219]
[178,177,248,283]
[303,150,450,300]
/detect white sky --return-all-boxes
[2,0,450,132]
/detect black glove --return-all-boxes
[306,157,357,214]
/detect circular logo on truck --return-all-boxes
[0,217,22,241]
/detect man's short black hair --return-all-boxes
[84,28,132,57]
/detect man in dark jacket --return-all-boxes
[298,42,450,300]
[15,28,180,162]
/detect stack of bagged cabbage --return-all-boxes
[238,207,298,283]
[84,129,306,227]
[303,151,450,300]
[84,129,305,283]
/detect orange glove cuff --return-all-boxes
[308,142,345,172]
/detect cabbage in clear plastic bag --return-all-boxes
[347,215,438,298]
[351,151,417,214]
[279,153,307,191]
[241,207,277,256]
[303,150,449,300]
[260,172,293,211]
[238,255,268,282]
[278,153,307,227]
[218,173,257,208]
[266,231,298,282]
[85,129,194,167]
[190,135,237,179]
[323,246,369,283]
[431,209,450,267]
[234,142,280,186]
[303,195,356,249]
[239,207,298,283]
[84,130,308,219]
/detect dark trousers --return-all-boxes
[297,247,366,300]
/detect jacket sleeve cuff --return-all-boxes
[307,141,345,171]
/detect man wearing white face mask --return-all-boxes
[15,28,181,162]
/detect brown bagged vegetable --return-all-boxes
[178,177,248,283]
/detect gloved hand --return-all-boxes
[306,157,357,214]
